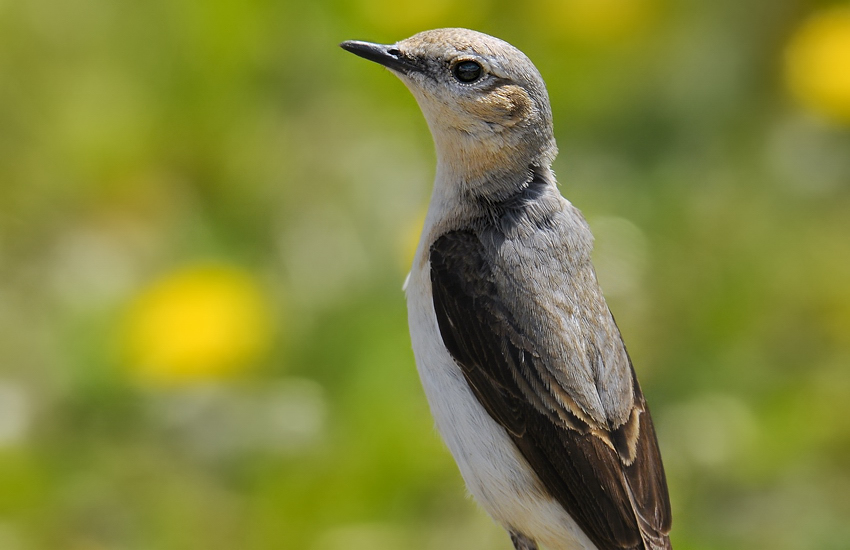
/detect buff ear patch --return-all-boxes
[472,85,533,128]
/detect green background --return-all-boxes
[1,0,849,548]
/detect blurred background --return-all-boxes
[1,0,849,548]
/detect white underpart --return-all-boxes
[405,200,600,550]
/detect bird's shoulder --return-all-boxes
[429,172,633,430]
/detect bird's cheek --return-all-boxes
[472,85,533,129]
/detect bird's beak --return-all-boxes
[340,40,418,74]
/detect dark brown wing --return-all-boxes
[430,229,672,550]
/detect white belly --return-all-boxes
[405,261,598,550]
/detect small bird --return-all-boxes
[341,29,672,550]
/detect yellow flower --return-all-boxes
[123,264,274,387]
[786,7,850,124]
[536,0,658,43]
[399,208,427,274]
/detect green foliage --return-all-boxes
[1,0,849,548]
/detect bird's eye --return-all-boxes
[453,61,483,83]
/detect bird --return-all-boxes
[340,28,672,550]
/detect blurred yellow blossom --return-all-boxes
[536,0,658,43]
[123,264,274,386]
[786,7,850,124]
[399,207,427,274]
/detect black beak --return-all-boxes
[340,40,418,74]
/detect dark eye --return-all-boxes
[453,60,483,83]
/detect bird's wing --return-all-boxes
[429,229,672,550]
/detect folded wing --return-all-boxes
[430,229,672,550]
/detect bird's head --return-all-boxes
[342,29,557,191]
